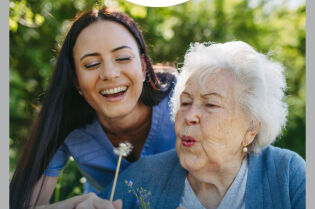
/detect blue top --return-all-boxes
[44,94,176,192]
[99,146,305,209]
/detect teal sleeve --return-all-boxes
[289,153,306,209]
[44,144,70,176]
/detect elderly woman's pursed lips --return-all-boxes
[181,135,197,147]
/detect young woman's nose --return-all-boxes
[185,105,200,126]
[99,62,120,80]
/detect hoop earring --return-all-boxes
[78,90,82,95]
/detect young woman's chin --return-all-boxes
[97,99,143,120]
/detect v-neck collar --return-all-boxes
[91,101,163,163]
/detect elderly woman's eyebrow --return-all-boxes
[182,91,191,95]
[181,91,191,96]
[201,92,222,98]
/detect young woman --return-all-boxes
[10,7,176,209]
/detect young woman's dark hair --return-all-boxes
[10,7,175,209]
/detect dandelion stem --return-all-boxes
[110,154,122,202]
[54,169,63,202]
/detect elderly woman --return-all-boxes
[98,41,305,209]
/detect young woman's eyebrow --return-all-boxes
[111,45,131,52]
[80,52,100,61]
[79,46,131,61]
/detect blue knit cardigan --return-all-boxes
[99,146,305,209]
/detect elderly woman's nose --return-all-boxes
[185,106,200,125]
[99,63,120,80]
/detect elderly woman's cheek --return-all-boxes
[178,145,209,171]
[174,110,186,138]
[175,136,182,154]
[199,120,233,157]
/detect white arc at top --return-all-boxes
[125,0,190,7]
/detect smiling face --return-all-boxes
[73,20,146,121]
[175,69,255,173]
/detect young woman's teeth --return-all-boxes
[101,86,127,95]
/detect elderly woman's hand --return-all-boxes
[36,193,122,209]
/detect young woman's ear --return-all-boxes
[73,78,82,95]
[141,54,147,82]
[75,85,82,95]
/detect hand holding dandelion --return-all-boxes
[110,142,133,202]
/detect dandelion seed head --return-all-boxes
[80,177,86,184]
[114,142,133,157]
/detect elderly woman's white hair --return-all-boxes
[171,41,288,153]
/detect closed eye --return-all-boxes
[206,104,219,108]
[115,56,132,62]
[181,102,191,106]
[84,62,100,69]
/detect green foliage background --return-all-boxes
[9,0,305,203]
